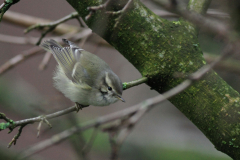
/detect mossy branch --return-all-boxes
[123,77,147,90]
[0,113,15,131]
[65,0,240,159]
[0,0,20,22]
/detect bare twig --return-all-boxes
[109,106,148,160]
[204,53,240,75]
[8,124,27,148]
[38,52,52,71]
[108,0,133,28]
[24,12,80,45]
[36,116,52,137]
[190,45,233,81]
[85,0,133,28]
[153,9,230,19]
[0,47,43,75]
[106,0,132,15]
[25,12,79,34]
[36,27,55,45]
[3,11,80,35]
[9,106,83,130]
[152,0,232,43]
[81,127,99,155]
[109,132,119,160]
[37,121,43,138]
[0,34,38,45]
[85,0,111,20]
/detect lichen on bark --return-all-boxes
[67,0,240,159]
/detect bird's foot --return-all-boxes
[75,103,89,112]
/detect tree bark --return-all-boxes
[66,0,240,159]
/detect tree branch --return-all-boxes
[0,0,20,22]
[123,77,148,90]
[204,53,240,75]
[0,47,43,75]
[24,12,79,34]
[38,52,52,71]
[25,12,81,45]
[2,11,80,35]
[152,0,232,42]
[187,0,212,15]
[66,0,240,158]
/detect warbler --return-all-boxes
[40,39,124,109]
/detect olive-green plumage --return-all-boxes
[40,39,124,106]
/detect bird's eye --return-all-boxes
[108,86,112,91]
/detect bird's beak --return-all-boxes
[116,95,125,102]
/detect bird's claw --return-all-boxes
[75,102,83,112]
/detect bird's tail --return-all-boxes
[40,39,77,79]
[40,39,63,53]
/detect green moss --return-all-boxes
[0,122,10,130]
[122,82,127,90]
[67,0,240,158]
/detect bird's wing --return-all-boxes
[40,39,92,90]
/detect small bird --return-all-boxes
[40,39,124,109]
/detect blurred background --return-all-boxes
[0,0,236,159]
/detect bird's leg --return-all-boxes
[75,102,89,112]
[75,102,82,112]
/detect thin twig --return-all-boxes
[153,0,232,43]
[85,0,133,27]
[106,0,132,15]
[8,124,27,148]
[204,53,240,75]
[108,106,148,160]
[38,52,52,71]
[152,9,230,19]
[3,11,80,35]
[123,77,148,90]
[0,47,43,75]
[37,121,43,138]
[24,12,80,45]
[10,106,81,129]
[81,127,99,155]
[109,132,119,160]
[107,0,133,28]
[24,12,79,34]
[0,34,37,45]
[85,0,111,20]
